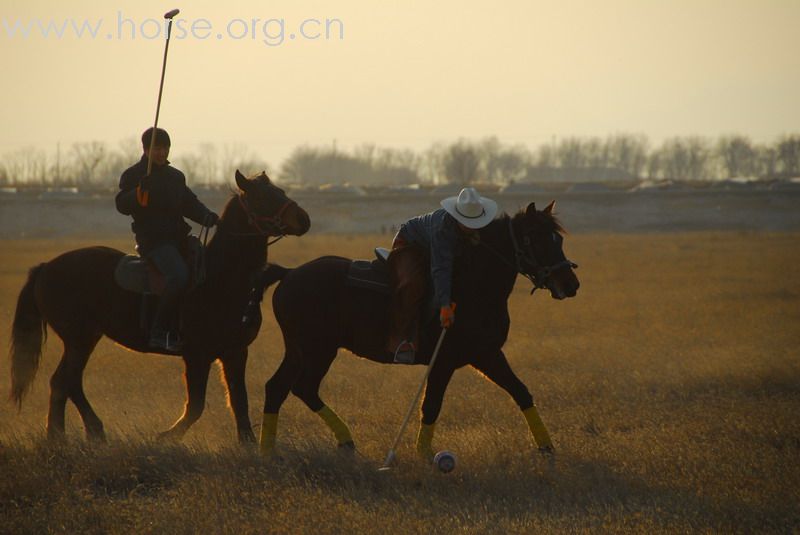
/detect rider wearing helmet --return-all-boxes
[115,127,219,351]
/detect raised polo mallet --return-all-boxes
[379,327,448,471]
[145,8,181,178]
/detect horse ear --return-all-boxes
[543,200,556,215]
[235,169,249,192]
[261,171,271,183]
[525,202,536,217]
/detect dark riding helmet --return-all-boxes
[141,127,171,149]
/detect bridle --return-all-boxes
[232,193,296,245]
[480,217,578,294]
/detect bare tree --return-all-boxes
[606,134,649,178]
[556,138,586,169]
[280,146,350,185]
[480,137,529,184]
[2,146,48,184]
[420,143,447,184]
[755,145,778,179]
[716,135,757,178]
[646,150,662,180]
[443,140,481,184]
[477,137,524,184]
[583,137,608,168]
[198,143,218,185]
[176,152,204,186]
[370,147,419,184]
[535,143,556,168]
[71,141,108,186]
[353,144,377,167]
[652,137,711,180]
[776,134,800,177]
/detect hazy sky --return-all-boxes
[2,0,798,169]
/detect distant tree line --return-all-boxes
[0,139,270,189]
[279,133,800,184]
[1,133,799,187]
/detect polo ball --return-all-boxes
[433,450,456,473]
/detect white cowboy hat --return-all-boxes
[440,187,498,229]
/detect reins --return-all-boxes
[192,213,214,286]
[218,194,294,245]
[478,217,577,294]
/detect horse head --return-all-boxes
[231,169,310,237]
[508,200,579,300]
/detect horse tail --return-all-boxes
[10,264,47,409]
[262,263,290,290]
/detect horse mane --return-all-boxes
[218,191,242,220]
[491,206,566,235]
[203,192,267,282]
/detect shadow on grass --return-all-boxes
[1,437,797,533]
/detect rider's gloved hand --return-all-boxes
[206,212,219,227]
[439,302,456,329]
[136,176,151,207]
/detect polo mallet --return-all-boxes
[145,8,181,178]
[379,327,448,471]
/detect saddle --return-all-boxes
[344,247,392,294]
[346,247,436,363]
[114,235,206,295]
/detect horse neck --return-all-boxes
[471,215,520,300]
[205,196,269,280]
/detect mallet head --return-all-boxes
[164,8,180,19]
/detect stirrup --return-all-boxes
[150,330,183,352]
[393,340,416,364]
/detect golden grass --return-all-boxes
[1,232,799,533]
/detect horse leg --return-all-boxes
[290,352,354,450]
[159,356,212,442]
[470,350,554,452]
[219,347,256,444]
[416,363,456,461]
[260,344,303,456]
[47,336,103,442]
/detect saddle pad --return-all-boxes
[114,254,152,294]
[346,259,390,294]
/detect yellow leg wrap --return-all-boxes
[416,422,435,460]
[259,413,278,456]
[316,406,353,445]
[523,406,553,449]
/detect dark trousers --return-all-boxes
[146,243,189,334]
[386,236,428,352]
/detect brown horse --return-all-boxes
[257,201,579,461]
[9,170,310,444]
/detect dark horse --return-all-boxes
[10,171,310,444]
[257,201,579,460]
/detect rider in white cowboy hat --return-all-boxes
[387,187,498,364]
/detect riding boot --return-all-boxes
[150,293,183,351]
[387,244,426,363]
[241,286,263,327]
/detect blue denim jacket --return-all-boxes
[397,208,458,308]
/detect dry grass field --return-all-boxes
[1,232,798,533]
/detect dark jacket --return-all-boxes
[397,208,462,308]
[116,156,215,254]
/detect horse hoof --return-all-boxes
[157,430,181,443]
[238,430,257,444]
[87,432,107,444]
[338,440,356,452]
[46,430,67,443]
